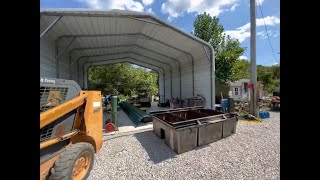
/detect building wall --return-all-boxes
[40,35,74,81]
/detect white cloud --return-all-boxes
[161,0,238,19]
[239,16,280,31]
[146,8,155,14]
[224,28,250,43]
[76,0,144,12]
[273,32,279,38]
[167,16,174,22]
[256,0,264,6]
[239,55,248,60]
[230,4,238,11]
[225,16,280,42]
[142,0,154,6]
[257,31,271,39]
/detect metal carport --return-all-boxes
[40,9,216,109]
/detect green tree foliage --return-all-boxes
[231,59,250,80]
[88,63,158,96]
[257,64,280,94]
[230,59,280,94]
[193,12,246,84]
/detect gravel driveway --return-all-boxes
[88,111,280,180]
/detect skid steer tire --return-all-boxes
[49,143,95,180]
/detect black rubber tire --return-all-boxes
[49,143,95,180]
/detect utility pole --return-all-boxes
[250,0,258,116]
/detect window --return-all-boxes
[243,82,248,92]
[234,87,239,95]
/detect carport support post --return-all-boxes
[111,96,118,130]
[179,65,182,106]
[211,50,215,110]
[170,70,173,99]
[77,62,80,83]
[55,37,76,78]
[163,70,166,101]
[55,48,59,78]
[69,54,72,79]
[192,60,195,96]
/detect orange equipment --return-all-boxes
[40,77,103,180]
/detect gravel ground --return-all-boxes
[88,111,280,180]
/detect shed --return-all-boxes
[40,9,216,109]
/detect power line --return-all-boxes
[257,0,279,63]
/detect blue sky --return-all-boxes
[40,0,280,66]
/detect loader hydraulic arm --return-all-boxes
[40,92,88,129]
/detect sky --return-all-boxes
[40,0,280,66]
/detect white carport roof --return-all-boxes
[40,9,215,109]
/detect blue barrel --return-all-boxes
[259,111,266,119]
[265,111,270,118]
[222,99,228,109]
[259,111,270,119]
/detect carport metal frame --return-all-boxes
[40,10,215,109]
[69,44,178,99]
[56,33,187,99]
[84,58,166,100]
[74,51,175,99]
[81,55,172,99]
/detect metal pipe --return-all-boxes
[40,94,87,129]
[40,16,62,38]
[40,130,79,150]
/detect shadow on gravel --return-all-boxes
[134,130,176,164]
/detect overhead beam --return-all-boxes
[40,16,62,39]
[69,44,180,68]
[83,58,168,99]
[77,52,179,99]
[56,33,191,97]
[76,51,172,69]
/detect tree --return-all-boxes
[193,12,246,84]
[257,65,280,94]
[231,59,250,81]
[88,63,159,96]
